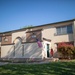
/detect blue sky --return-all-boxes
[0,0,75,32]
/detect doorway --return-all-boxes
[47,44,50,57]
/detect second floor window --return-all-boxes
[56,25,73,35]
[31,33,36,38]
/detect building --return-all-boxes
[0,19,75,62]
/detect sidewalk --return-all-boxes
[0,58,59,65]
[0,62,8,66]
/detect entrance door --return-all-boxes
[47,44,50,57]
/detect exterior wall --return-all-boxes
[12,30,27,43]
[23,43,43,59]
[0,20,75,60]
[73,21,75,46]
[1,35,12,45]
[42,23,74,57]
[1,45,14,58]
[26,30,42,42]
[1,29,43,60]
[14,38,22,58]
[1,43,43,59]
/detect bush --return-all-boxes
[57,42,75,59]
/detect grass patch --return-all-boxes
[0,61,75,75]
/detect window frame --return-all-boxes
[56,25,73,35]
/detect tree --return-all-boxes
[20,25,33,29]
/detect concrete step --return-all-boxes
[43,57,59,62]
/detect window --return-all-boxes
[31,33,36,38]
[67,25,73,33]
[56,25,73,35]
[57,27,61,35]
[31,35,36,38]
[62,26,67,34]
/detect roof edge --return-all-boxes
[0,19,75,34]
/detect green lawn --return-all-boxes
[0,61,75,75]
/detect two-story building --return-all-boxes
[0,19,75,62]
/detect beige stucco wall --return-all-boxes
[12,30,27,43]
[14,38,22,58]
[42,25,73,57]
[23,43,43,59]
[1,45,14,58]
[1,42,43,59]
[1,21,74,59]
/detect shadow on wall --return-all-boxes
[53,51,58,58]
[3,36,42,61]
[24,43,42,58]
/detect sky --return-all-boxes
[0,0,75,32]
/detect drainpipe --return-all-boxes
[73,20,75,46]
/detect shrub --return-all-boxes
[57,42,75,59]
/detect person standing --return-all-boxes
[50,48,54,57]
